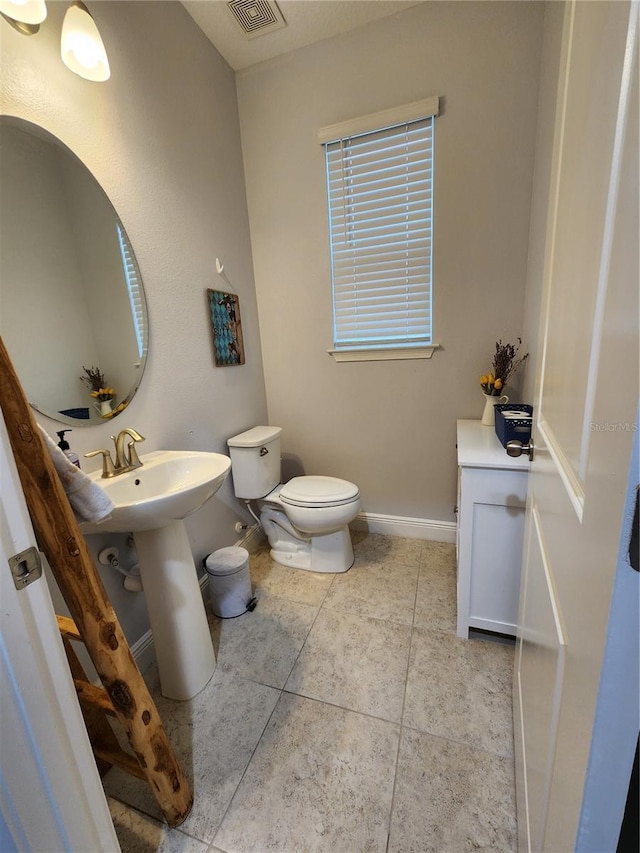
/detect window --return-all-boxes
[319,97,439,361]
[116,222,147,360]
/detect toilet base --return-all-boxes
[269,526,354,573]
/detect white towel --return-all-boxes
[40,427,114,523]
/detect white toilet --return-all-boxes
[227,426,361,573]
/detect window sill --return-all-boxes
[328,345,440,363]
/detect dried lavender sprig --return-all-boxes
[491,338,529,386]
[80,365,107,392]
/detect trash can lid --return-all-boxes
[204,546,249,577]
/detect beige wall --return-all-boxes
[0,1,267,642]
[237,1,545,523]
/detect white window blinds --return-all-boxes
[116,223,147,359]
[321,99,437,353]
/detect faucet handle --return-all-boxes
[127,441,143,469]
[85,449,116,479]
[126,430,145,469]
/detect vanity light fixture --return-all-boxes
[0,0,47,35]
[60,0,110,82]
[1,0,109,82]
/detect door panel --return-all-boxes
[539,2,629,484]
[514,2,638,851]
[518,505,566,853]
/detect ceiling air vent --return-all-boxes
[226,0,287,40]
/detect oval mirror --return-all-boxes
[0,116,149,426]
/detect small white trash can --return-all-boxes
[204,546,252,618]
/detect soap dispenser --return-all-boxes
[57,429,80,468]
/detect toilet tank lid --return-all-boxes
[227,425,282,448]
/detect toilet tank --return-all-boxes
[227,426,282,499]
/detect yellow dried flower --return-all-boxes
[90,387,115,400]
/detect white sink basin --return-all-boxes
[82,450,231,533]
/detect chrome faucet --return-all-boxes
[85,427,145,478]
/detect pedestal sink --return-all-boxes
[81,450,231,701]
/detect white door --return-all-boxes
[0,410,119,851]
[513,2,639,852]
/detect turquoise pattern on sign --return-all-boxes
[208,289,244,366]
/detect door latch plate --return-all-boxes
[9,546,43,590]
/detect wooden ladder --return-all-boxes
[56,613,149,783]
[0,337,193,827]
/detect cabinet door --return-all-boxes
[457,466,527,636]
[467,468,527,634]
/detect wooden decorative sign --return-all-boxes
[207,289,245,366]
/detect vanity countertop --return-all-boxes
[457,419,531,471]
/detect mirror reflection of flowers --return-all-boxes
[80,365,116,401]
[480,338,529,396]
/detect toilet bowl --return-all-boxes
[227,427,361,573]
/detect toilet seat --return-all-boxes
[278,476,360,508]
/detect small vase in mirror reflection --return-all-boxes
[93,399,114,417]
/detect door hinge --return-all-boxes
[8,546,43,590]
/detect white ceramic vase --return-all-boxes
[481,392,509,426]
[93,399,113,417]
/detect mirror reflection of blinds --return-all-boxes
[325,117,434,350]
[116,223,146,359]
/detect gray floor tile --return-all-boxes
[106,536,516,853]
[322,559,419,625]
[212,594,318,688]
[165,670,280,843]
[214,693,399,853]
[413,565,457,633]
[250,548,335,606]
[285,608,412,721]
[104,669,280,843]
[352,531,422,567]
[388,728,517,852]
[420,540,457,574]
[108,798,209,853]
[404,627,514,756]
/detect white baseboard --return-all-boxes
[351,511,456,543]
[235,524,265,553]
[130,629,155,675]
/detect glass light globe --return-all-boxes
[61,1,110,82]
[0,0,47,25]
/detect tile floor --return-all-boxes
[104,533,517,853]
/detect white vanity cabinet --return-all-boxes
[456,419,530,638]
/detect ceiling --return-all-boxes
[181,0,425,71]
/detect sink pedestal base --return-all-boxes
[134,520,216,701]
